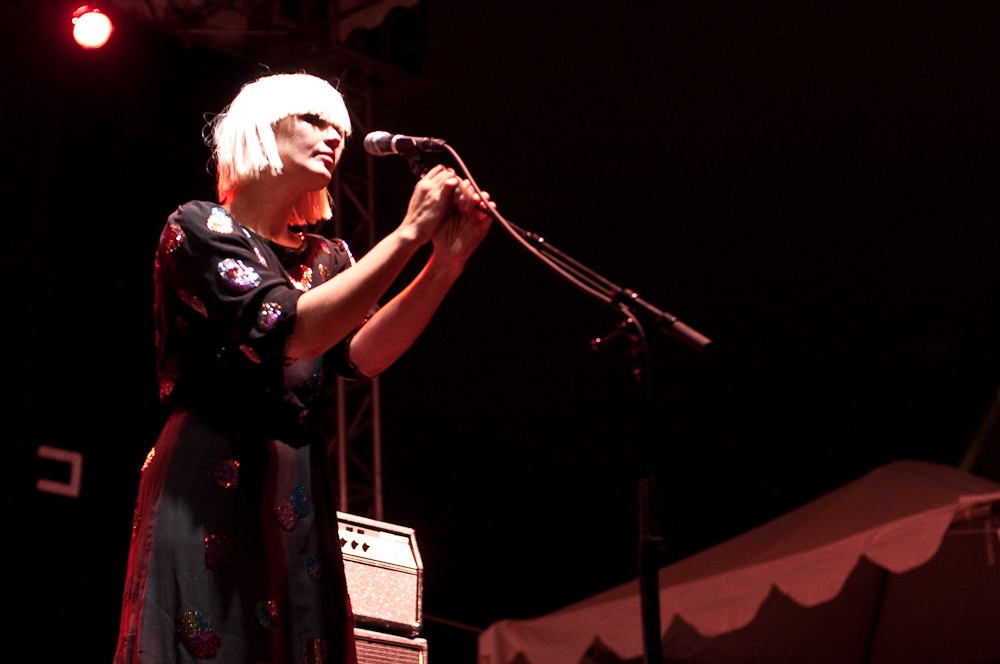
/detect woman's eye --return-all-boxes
[300,114,325,127]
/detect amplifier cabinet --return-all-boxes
[338,512,423,636]
[355,627,428,664]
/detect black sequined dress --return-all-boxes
[114,201,361,664]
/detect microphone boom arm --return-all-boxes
[438,143,713,353]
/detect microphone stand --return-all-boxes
[399,145,712,664]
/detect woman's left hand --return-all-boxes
[431,179,494,269]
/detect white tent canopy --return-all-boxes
[479,461,1000,664]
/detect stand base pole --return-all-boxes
[639,477,663,664]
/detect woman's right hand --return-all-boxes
[397,165,461,245]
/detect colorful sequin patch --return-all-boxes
[163,222,186,253]
[301,637,328,664]
[255,600,278,629]
[288,266,313,292]
[218,258,262,293]
[207,207,234,234]
[320,240,331,254]
[339,239,357,266]
[306,553,323,579]
[204,532,233,571]
[257,302,283,331]
[239,344,262,364]
[253,246,269,268]
[214,459,240,489]
[317,263,330,280]
[291,484,310,518]
[275,501,297,530]
[178,611,221,659]
[177,290,208,317]
[159,357,181,401]
[141,447,156,473]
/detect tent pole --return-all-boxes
[861,566,890,663]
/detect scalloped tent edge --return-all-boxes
[478,460,1000,664]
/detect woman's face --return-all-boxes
[274,114,343,190]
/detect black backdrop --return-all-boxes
[2,2,999,662]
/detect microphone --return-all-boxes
[363,131,447,157]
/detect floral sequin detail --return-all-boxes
[255,600,278,629]
[318,263,330,280]
[253,246,268,268]
[178,611,221,658]
[275,502,297,530]
[288,266,313,292]
[301,638,328,664]
[218,258,262,293]
[177,290,208,317]
[159,357,181,401]
[307,553,323,579]
[275,483,310,530]
[257,302,283,331]
[207,207,234,234]
[240,344,262,364]
[204,532,233,571]
[141,447,156,473]
[163,222,186,253]
[337,239,357,266]
[291,484,310,518]
[214,459,240,489]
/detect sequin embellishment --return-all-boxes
[204,532,233,571]
[178,611,221,659]
[240,344,262,364]
[301,638,328,664]
[288,266,313,292]
[141,447,156,473]
[275,502,297,530]
[214,459,240,489]
[338,239,357,266]
[257,302,283,331]
[163,222,186,253]
[255,600,278,629]
[275,483,310,530]
[253,246,269,268]
[318,263,330,280]
[207,207,234,234]
[159,357,181,401]
[291,484,310,518]
[218,258,262,293]
[307,553,323,579]
[177,290,208,317]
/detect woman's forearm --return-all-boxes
[346,253,466,377]
[285,228,423,360]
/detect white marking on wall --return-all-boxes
[36,446,83,498]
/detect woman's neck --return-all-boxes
[225,179,305,248]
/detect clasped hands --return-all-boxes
[403,164,495,266]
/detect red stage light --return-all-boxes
[72,6,114,49]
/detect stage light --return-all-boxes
[72,6,114,49]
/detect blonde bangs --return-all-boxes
[211,73,351,218]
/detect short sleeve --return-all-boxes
[156,201,302,364]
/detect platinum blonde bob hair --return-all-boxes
[210,73,352,223]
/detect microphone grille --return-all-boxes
[363,131,393,156]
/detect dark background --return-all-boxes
[2,1,999,662]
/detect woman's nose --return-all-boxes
[324,127,342,145]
